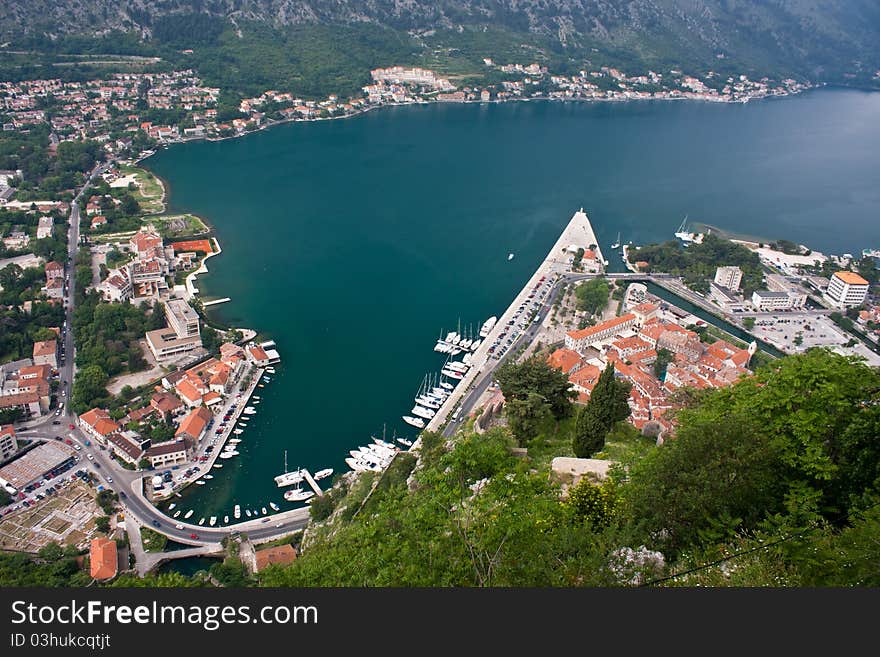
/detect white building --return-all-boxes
[145,298,202,362]
[36,216,54,240]
[714,266,742,291]
[824,271,870,308]
[751,290,805,311]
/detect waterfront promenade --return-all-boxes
[425,208,603,433]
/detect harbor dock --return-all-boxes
[301,469,325,498]
[425,208,603,432]
[202,297,231,306]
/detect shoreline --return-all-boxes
[135,83,820,164]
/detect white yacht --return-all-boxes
[611,231,621,249]
[345,457,381,473]
[284,487,315,502]
[184,510,194,519]
[224,515,229,524]
[479,316,497,337]
[373,438,397,451]
[209,516,217,526]
[314,468,333,480]
[269,502,280,511]
[402,415,425,429]
[411,405,436,420]
[441,368,464,380]
[245,509,252,517]
[397,437,414,447]
[198,518,205,525]
[234,505,241,519]
[470,339,482,351]
[243,407,257,415]
[261,507,268,515]
[415,396,440,409]
[439,381,455,391]
[173,510,181,518]
[168,503,176,510]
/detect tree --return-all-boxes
[574,278,610,315]
[653,348,674,380]
[95,516,111,533]
[505,392,552,446]
[743,317,756,330]
[0,488,10,506]
[72,364,109,412]
[586,363,631,432]
[563,478,618,528]
[496,355,576,419]
[572,404,608,457]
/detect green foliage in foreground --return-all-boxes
[575,278,611,315]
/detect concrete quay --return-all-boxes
[424,208,603,433]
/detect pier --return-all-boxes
[425,208,603,432]
[202,297,231,306]
[301,469,325,497]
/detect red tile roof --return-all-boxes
[90,537,118,580]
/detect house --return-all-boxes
[32,339,57,369]
[43,277,64,299]
[175,378,203,408]
[150,391,183,419]
[98,270,132,302]
[90,215,107,230]
[145,439,187,468]
[246,344,270,366]
[89,537,118,580]
[254,544,297,572]
[129,227,163,257]
[44,261,64,281]
[175,406,212,445]
[36,216,54,240]
[547,348,582,375]
[630,302,659,326]
[78,408,120,444]
[0,425,17,461]
[106,431,145,465]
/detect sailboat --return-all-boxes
[274,450,305,487]
[611,231,621,249]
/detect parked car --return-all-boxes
[151,520,161,528]
[189,533,199,539]
[86,453,94,460]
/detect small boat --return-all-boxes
[261,507,267,515]
[233,429,244,435]
[198,518,206,525]
[440,381,454,391]
[234,505,241,519]
[611,231,621,249]
[252,395,261,400]
[209,516,217,526]
[508,253,515,261]
[314,468,333,480]
[245,509,252,517]
[184,510,194,519]
[224,515,229,523]
[269,502,280,511]
[213,464,223,469]
[266,368,276,374]
[397,437,413,447]
[204,474,214,479]
[402,415,425,429]
[258,384,265,388]
[168,503,176,510]
[253,400,260,404]
[173,510,181,518]
[195,480,206,485]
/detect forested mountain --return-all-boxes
[2,1,879,90]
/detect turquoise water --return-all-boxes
[145,89,880,517]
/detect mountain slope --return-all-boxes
[2,1,878,87]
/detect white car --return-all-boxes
[86,453,93,460]
[74,444,81,451]
[175,523,184,530]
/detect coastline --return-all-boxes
[135,82,819,162]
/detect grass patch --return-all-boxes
[150,214,209,238]
[117,164,164,213]
[140,527,168,553]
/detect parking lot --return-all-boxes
[750,314,847,352]
[0,479,104,552]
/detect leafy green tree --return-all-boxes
[0,488,11,506]
[95,516,111,533]
[72,364,109,413]
[653,348,674,380]
[575,278,610,315]
[496,355,576,419]
[742,317,756,330]
[572,404,608,457]
[505,391,552,447]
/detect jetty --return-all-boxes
[203,297,231,306]
[301,469,325,498]
[425,208,603,432]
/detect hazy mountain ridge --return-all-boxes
[2,1,879,82]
